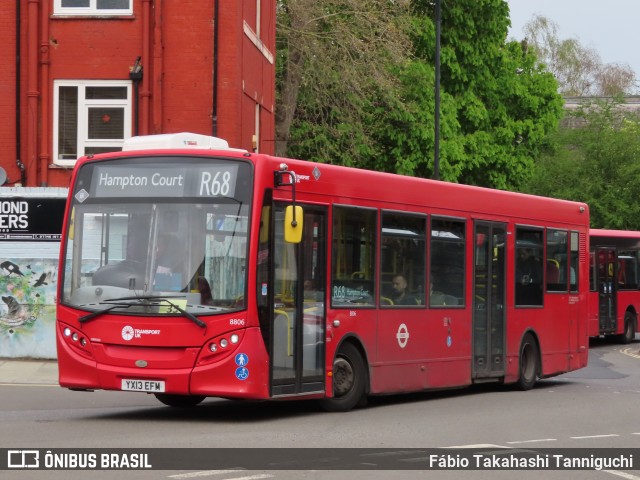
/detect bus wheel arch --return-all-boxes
[516,331,540,391]
[322,338,369,412]
[620,310,637,344]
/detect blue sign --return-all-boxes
[235,367,249,381]
[235,353,249,367]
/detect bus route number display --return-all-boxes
[91,164,239,198]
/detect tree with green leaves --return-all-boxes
[275,0,413,163]
[524,99,640,229]
[276,0,564,190]
[376,0,564,188]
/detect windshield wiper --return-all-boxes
[79,295,206,328]
[79,303,133,323]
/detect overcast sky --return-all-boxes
[506,0,640,76]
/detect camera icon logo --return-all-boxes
[7,450,39,469]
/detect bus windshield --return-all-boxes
[61,156,252,316]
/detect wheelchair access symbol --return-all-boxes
[235,353,249,381]
[235,367,249,381]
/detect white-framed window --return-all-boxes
[53,0,132,16]
[53,80,132,167]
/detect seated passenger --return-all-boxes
[391,274,417,305]
[198,276,214,305]
[430,282,447,306]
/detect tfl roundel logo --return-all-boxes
[121,325,135,341]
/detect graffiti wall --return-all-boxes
[0,188,67,359]
[0,257,58,358]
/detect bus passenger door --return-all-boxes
[472,222,506,380]
[596,247,617,333]
[270,205,327,397]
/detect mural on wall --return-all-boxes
[0,259,58,358]
[0,191,67,359]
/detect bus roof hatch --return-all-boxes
[122,132,230,151]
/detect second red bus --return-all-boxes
[589,229,640,342]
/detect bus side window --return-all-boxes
[331,206,376,307]
[430,218,465,308]
[619,251,639,289]
[547,229,568,293]
[380,212,426,308]
[515,227,543,306]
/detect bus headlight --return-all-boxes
[197,330,246,366]
[59,323,92,359]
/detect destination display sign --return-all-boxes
[90,164,239,198]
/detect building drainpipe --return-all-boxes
[152,0,163,134]
[26,0,39,187]
[39,0,50,186]
[129,57,142,137]
[141,0,151,135]
[15,0,26,185]
[212,0,219,137]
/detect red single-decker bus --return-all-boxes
[589,229,640,342]
[56,133,590,411]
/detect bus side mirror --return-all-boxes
[284,205,303,243]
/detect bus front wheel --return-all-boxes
[154,393,205,408]
[322,343,367,412]
[517,333,539,391]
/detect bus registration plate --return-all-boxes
[121,379,165,393]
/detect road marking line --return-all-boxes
[222,476,273,480]
[443,444,508,449]
[506,439,557,444]
[399,457,431,463]
[603,470,640,480]
[570,434,619,439]
[361,450,427,457]
[620,348,640,359]
[169,472,274,480]
[0,383,59,387]
[169,470,245,479]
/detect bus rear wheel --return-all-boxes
[517,333,539,391]
[322,343,367,412]
[619,312,636,344]
[154,393,205,408]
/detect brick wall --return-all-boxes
[0,4,18,184]
[0,0,277,187]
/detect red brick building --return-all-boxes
[0,0,275,188]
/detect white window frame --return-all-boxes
[256,0,261,37]
[53,80,132,167]
[254,103,260,153]
[53,0,133,17]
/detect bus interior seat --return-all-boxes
[546,260,560,283]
